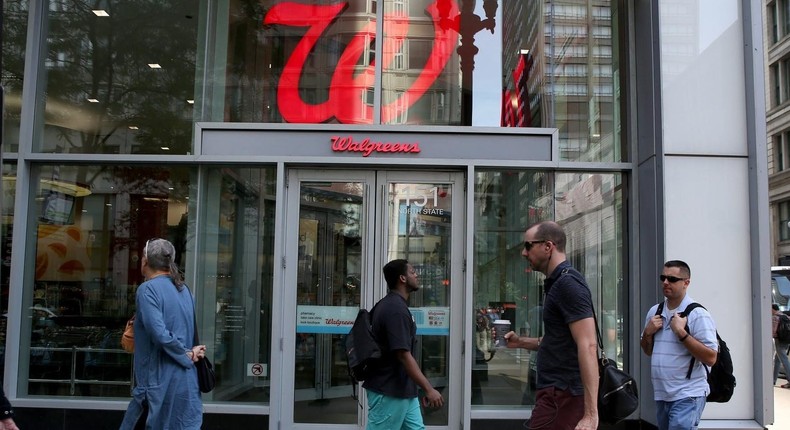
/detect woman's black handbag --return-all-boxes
[193,305,215,393]
[195,356,216,393]
[595,311,638,424]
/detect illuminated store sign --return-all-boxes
[263,1,460,124]
[331,136,421,157]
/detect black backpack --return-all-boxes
[345,306,381,389]
[655,302,735,403]
[777,313,790,343]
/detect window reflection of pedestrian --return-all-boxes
[298,234,314,271]
[119,238,206,430]
[603,311,617,360]
[772,303,790,388]
[472,307,495,404]
[0,388,19,430]
[521,304,542,405]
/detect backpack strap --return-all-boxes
[655,302,664,316]
[680,302,705,318]
[680,302,708,379]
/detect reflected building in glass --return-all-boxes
[501,1,621,161]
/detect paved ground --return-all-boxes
[767,378,790,429]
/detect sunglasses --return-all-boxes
[524,240,547,251]
[659,275,687,283]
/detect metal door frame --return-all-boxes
[374,170,465,430]
[273,168,465,430]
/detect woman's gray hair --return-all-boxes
[144,238,184,288]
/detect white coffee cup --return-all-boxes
[493,319,511,348]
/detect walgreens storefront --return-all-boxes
[0,0,770,429]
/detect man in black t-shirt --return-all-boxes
[363,259,443,429]
[503,221,599,430]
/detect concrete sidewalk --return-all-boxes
[766,378,790,429]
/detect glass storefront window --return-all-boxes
[35,1,199,154]
[220,0,624,161]
[0,164,17,382]
[472,170,624,407]
[24,164,193,397]
[2,0,27,154]
[226,0,379,124]
[198,166,277,404]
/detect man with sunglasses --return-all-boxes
[640,260,718,430]
[503,221,599,430]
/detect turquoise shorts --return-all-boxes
[366,391,424,430]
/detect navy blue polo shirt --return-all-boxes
[535,261,594,396]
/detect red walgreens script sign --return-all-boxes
[331,136,421,157]
[263,1,460,124]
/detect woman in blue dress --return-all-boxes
[120,238,206,430]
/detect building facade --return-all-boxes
[765,0,790,265]
[0,0,772,429]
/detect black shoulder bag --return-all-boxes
[557,268,638,424]
[193,317,215,393]
[189,286,215,393]
[594,309,638,424]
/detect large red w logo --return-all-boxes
[264,1,460,124]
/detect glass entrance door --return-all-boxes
[279,170,464,429]
[293,181,365,405]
